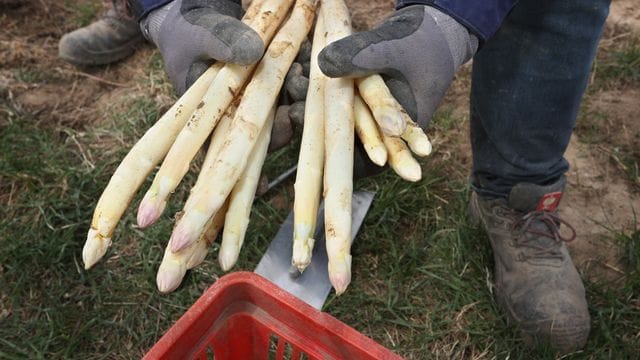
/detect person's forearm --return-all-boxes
[396,0,518,40]
[126,0,241,20]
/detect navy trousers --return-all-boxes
[470,0,610,197]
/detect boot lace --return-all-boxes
[511,210,577,261]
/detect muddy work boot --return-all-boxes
[58,5,143,66]
[469,178,589,354]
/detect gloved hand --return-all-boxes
[318,5,478,129]
[269,39,311,151]
[141,0,310,154]
[140,0,264,95]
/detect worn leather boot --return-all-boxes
[469,177,590,354]
[58,2,143,66]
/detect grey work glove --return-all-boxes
[318,5,478,130]
[269,39,311,152]
[141,0,264,95]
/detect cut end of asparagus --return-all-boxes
[328,255,352,295]
[156,260,187,294]
[83,228,112,270]
[218,243,240,272]
[137,199,165,229]
[292,236,315,272]
[413,138,432,157]
[405,139,432,158]
[397,161,422,182]
[402,126,432,157]
[367,144,388,166]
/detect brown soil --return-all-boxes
[561,0,640,282]
[563,135,639,283]
[346,0,394,31]
[0,1,161,129]
[609,0,640,35]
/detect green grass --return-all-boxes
[610,147,640,188]
[431,106,460,131]
[12,69,61,84]
[594,39,640,89]
[1,95,639,358]
[66,0,103,27]
[574,110,610,145]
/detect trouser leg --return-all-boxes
[469,0,610,198]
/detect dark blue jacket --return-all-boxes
[397,0,518,40]
[128,0,241,19]
[130,0,516,41]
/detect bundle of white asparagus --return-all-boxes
[292,0,432,294]
[82,0,431,295]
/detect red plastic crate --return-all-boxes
[144,271,402,360]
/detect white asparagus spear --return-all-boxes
[156,202,228,294]
[155,101,239,292]
[218,106,275,271]
[82,63,222,270]
[83,0,281,269]
[401,118,432,157]
[322,0,354,295]
[136,0,295,229]
[356,75,432,156]
[356,75,407,136]
[383,133,422,182]
[353,94,387,166]
[170,0,319,252]
[354,91,424,178]
[242,0,265,20]
[291,12,326,272]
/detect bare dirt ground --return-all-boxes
[609,0,640,34]
[560,0,640,283]
[1,1,166,130]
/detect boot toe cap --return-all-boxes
[509,290,590,354]
[58,24,142,66]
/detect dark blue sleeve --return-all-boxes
[128,0,173,19]
[128,0,242,20]
[396,0,518,40]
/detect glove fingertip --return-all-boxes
[228,27,265,65]
[317,44,350,78]
[296,39,312,64]
[269,105,294,152]
[318,43,373,78]
[184,60,214,94]
[285,65,309,102]
[301,61,311,77]
[288,101,305,128]
[286,63,304,80]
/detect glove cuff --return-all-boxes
[396,0,517,41]
[424,6,478,69]
[140,1,174,44]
